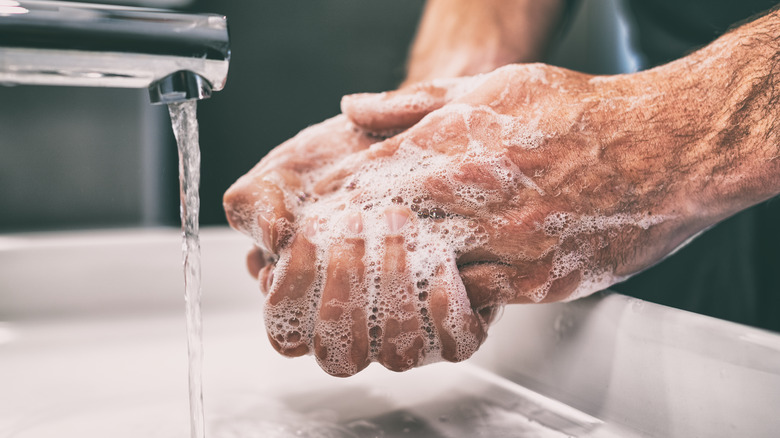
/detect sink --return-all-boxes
[1,227,778,437]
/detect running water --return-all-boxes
[168,100,205,438]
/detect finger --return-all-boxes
[263,229,320,357]
[341,76,483,134]
[459,254,580,309]
[429,260,485,363]
[224,177,295,254]
[376,207,426,372]
[246,246,266,279]
[252,115,377,176]
[459,263,529,324]
[312,136,404,196]
[313,213,371,377]
[257,264,274,296]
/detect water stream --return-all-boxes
[168,100,205,438]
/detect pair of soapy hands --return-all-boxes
[224,62,715,377]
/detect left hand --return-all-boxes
[223,115,380,299]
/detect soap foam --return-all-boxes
[253,135,498,374]
[529,211,667,302]
[242,105,667,375]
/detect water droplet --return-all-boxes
[410,204,420,212]
[417,208,430,219]
[413,197,422,204]
[429,207,446,222]
[369,326,382,339]
[418,291,428,301]
[416,279,429,289]
[391,196,404,204]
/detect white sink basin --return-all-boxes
[1,228,779,437]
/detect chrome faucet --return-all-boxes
[0,0,230,104]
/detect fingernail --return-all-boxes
[257,211,275,252]
[345,212,363,234]
[385,207,410,233]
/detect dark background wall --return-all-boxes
[1,0,637,232]
[0,1,425,231]
[189,0,635,226]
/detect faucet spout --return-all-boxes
[0,1,230,103]
[149,71,213,104]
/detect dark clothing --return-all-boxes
[627,0,778,67]
[610,1,780,332]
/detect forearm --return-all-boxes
[404,0,568,85]
[585,8,780,235]
[669,8,780,222]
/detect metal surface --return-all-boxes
[0,0,230,103]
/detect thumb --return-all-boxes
[341,75,485,135]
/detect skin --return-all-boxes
[403,0,568,85]
[224,5,780,376]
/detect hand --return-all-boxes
[339,63,713,305]
[223,115,380,310]
[225,114,494,377]
[226,64,699,377]
[226,10,780,376]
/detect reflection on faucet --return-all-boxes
[0,0,230,104]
